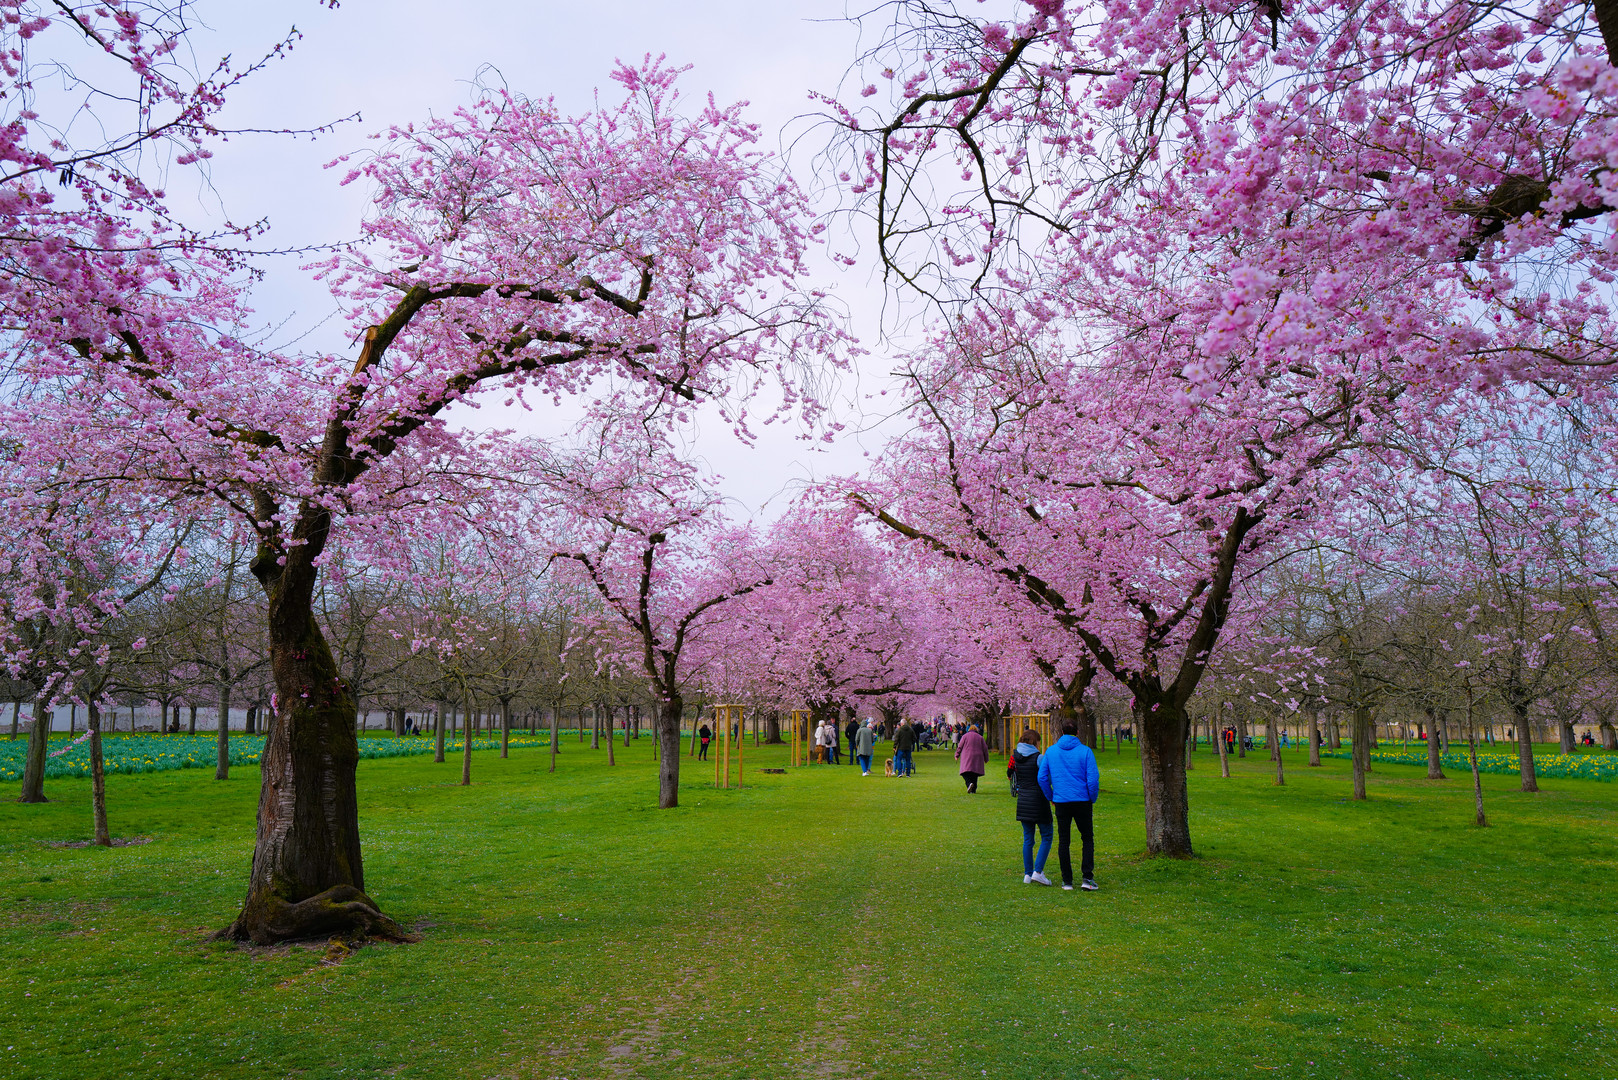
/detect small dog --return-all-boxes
[883,757,896,777]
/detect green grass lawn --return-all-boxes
[2,736,1613,1080]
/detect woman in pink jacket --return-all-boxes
[955,723,988,793]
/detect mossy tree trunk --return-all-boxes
[216,497,413,946]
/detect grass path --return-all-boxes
[2,738,1613,1079]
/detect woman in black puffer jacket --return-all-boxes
[1009,729,1053,885]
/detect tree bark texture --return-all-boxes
[88,701,110,846]
[435,704,446,764]
[1138,698,1194,857]
[549,705,560,773]
[217,540,414,946]
[1307,709,1321,767]
[657,697,683,809]
[460,703,474,786]
[1425,708,1446,780]
[19,695,51,802]
[215,682,232,781]
[1511,700,1539,792]
[1351,705,1371,801]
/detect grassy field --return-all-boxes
[2,736,1613,1080]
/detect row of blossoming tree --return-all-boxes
[6,0,1618,943]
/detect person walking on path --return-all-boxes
[892,719,916,777]
[812,720,826,764]
[826,718,842,765]
[956,723,987,793]
[1038,720,1101,891]
[1010,729,1054,885]
[845,717,859,766]
[855,719,876,775]
[698,723,712,761]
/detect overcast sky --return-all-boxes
[184,0,918,517]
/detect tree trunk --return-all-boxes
[1138,695,1194,857]
[1350,705,1371,800]
[657,697,684,809]
[460,702,474,786]
[500,699,511,758]
[1307,708,1321,767]
[1272,718,1285,786]
[218,545,412,945]
[1558,718,1576,755]
[19,695,51,802]
[1328,715,1341,749]
[1235,710,1247,758]
[1267,713,1278,761]
[607,704,616,766]
[245,704,257,735]
[1602,720,1618,751]
[1511,699,1539,792]
[1216,719,1230,778]
[434,703,446,764]
[86,700,110,845]
[215,683,232,781]
[549,704,560,773]
[1425,708,1446,780]
[8,698,17,740]
[765,709,782,744]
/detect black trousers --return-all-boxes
[960,771,980,792]
[1053,800,1095,884]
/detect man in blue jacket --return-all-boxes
[1037,720,1101,891]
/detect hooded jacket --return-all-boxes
[1037,734,1100,803]
[1012,743,1051,824]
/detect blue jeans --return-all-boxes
[893,749,912,775]
[1022,820,1052,875]
[856,754,872,772]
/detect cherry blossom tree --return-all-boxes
[534,428,777,808]
[2,47,844,942]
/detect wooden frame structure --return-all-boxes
[713,703,745,788]
[1009,713,1055,753]
[789,708,811,767]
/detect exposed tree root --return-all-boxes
[213,885,420,946]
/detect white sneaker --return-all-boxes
[1061,883,1075,891]
[1030,872,1053,886]
[1022,874,1032,884]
